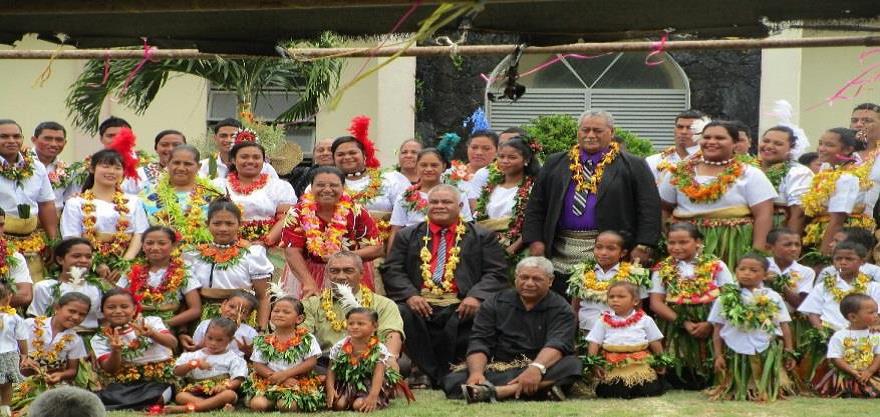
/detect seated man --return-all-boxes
[443,256,581,402]
[381,184,508,387]
[302,251,405,370]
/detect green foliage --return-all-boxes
[66,32,342,135]
[523,114,655,158]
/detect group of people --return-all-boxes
[0,100,877,414]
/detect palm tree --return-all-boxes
[66,32,342,134]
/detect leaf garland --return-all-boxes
[152,173,220,246]
[718,284,780,332]
[760,160,792,189]
[567,261,651,303]
[252,327,315,364]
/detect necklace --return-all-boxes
[401,184,428,214]
[759,159,792,189]
[602,309,644,328]
[569,142,619,194]
[346,171,365,178]
[320,288,374,332]
[30,316,74,368]
[0,151,35,185]
[154,174,218,245]
[227,172,268,196]
[253,327,314,363]
[802,167,848,217]
[128,257,187,307]
[346,168,383,205]
[669,152,744,203]
[824,272,871,302]
[81,189,131,260]
[699,156,733,166]
[657,254,723,305]
[419,221,467,295]
[299,192,353,258]
[195,239,249,270]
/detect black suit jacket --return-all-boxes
[380,221,510,302]
[522,149,661,256]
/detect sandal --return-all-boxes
[462,382,497,404]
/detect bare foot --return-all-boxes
[223,403,235,411]
[161,405,188,414]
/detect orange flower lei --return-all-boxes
[228,172,269,196]
[669,154,744,203]
[347,168,384,205]
[341,336,379,366]
[299,192,353,258]
[195,239,250,270]
[81,189,131,258]
[30,316,74,368]
[127,256,187,306]
[569,142,619,194]
[655,146,677,174]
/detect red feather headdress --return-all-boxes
[348,115,379,169]
[233,128,259,145]
[107,127,139,183]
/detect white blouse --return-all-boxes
[176,349,249,380]
[28,279,103,330]
[60,193,149,238]
[798,273,880,331]
[767,258,816,296]
[658,165,778,215]
[198,156,278,180]
[25,317,88,362]
[91,316,173,364]
[819,263,880,283]
[827,329,880,359]
[212,177,297,221]
[0,313,27,354]
[344,171,404,213]
[773,163,813,207]
[585,310,663,346]
[251,333,321,372]
[825,171,861,214]
[389,188,474,227]
[485,185,518,219]
[184,244,273,290]
[193,319,257,357]
[646,145,699,180]
[117,265,202,302]
[707,286,790,355]
[576,263,648,331]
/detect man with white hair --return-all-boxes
[443,256,580,403]
[27,386,105,417]
[523,110,661,295]
[381,184,508,387]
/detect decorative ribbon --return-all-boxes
[645,32,669,66]
[119,38,157,96]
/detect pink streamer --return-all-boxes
[352,0,422,78]
[120,38,157,95]
[480,52,611,83]
[101,52,111,85]
[645,33,668,66]
[807,46,880,110]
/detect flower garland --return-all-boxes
[473,175,534,247]
[760,160,792,189]
[419,221,466,295]
[656,254,723,305]
[0,150,35,185]
[346,168,383,205]
[668,154,744,203]
[97,325,150,361]
[46,159,75,189]
[602,309,645,328]
[240,219,275,243]
[153,174,217,245]
[228,172,268,196]
[802,168,847,217]
[331,336,401,392]
[823,272,871,302]
[298,192,353,258]
[81,190,131,267]
[252,327,315,364]
[401,184,428,214]
[0,238,19,287]
[29,316,74,369]
[142,162,163,184]
[102,358,175,384]
[842,335,879,371]
[767,270,802,294]
[446,160,473,183]
[320,288,374,332]
[195,239,250,270]
[654,146,677,174]
[569,142,619,194]
[567,261,651,303]
[127,257,187,307]
[718,284,780,332]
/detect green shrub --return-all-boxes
[523,114,655,158]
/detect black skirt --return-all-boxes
[97,381,171,411]
[596,378,665,399]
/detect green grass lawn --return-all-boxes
[108,389,880,417]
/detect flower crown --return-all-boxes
[233,128,260,145]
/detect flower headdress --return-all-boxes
[768,99,809,159]
[107,127,139,182]
[436,132,461,161]
[233,128,259,145]
[348,115,380,169]
[689,117,712,143]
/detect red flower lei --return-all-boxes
[127,256,187,307]
[602,309,645,328]
[341,336,379,366]
[228,172,268,196]
[401,184,428,214]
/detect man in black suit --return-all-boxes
[522,110,661,294]
[381,184,509,387]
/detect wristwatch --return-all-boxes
[528,362,546,375]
